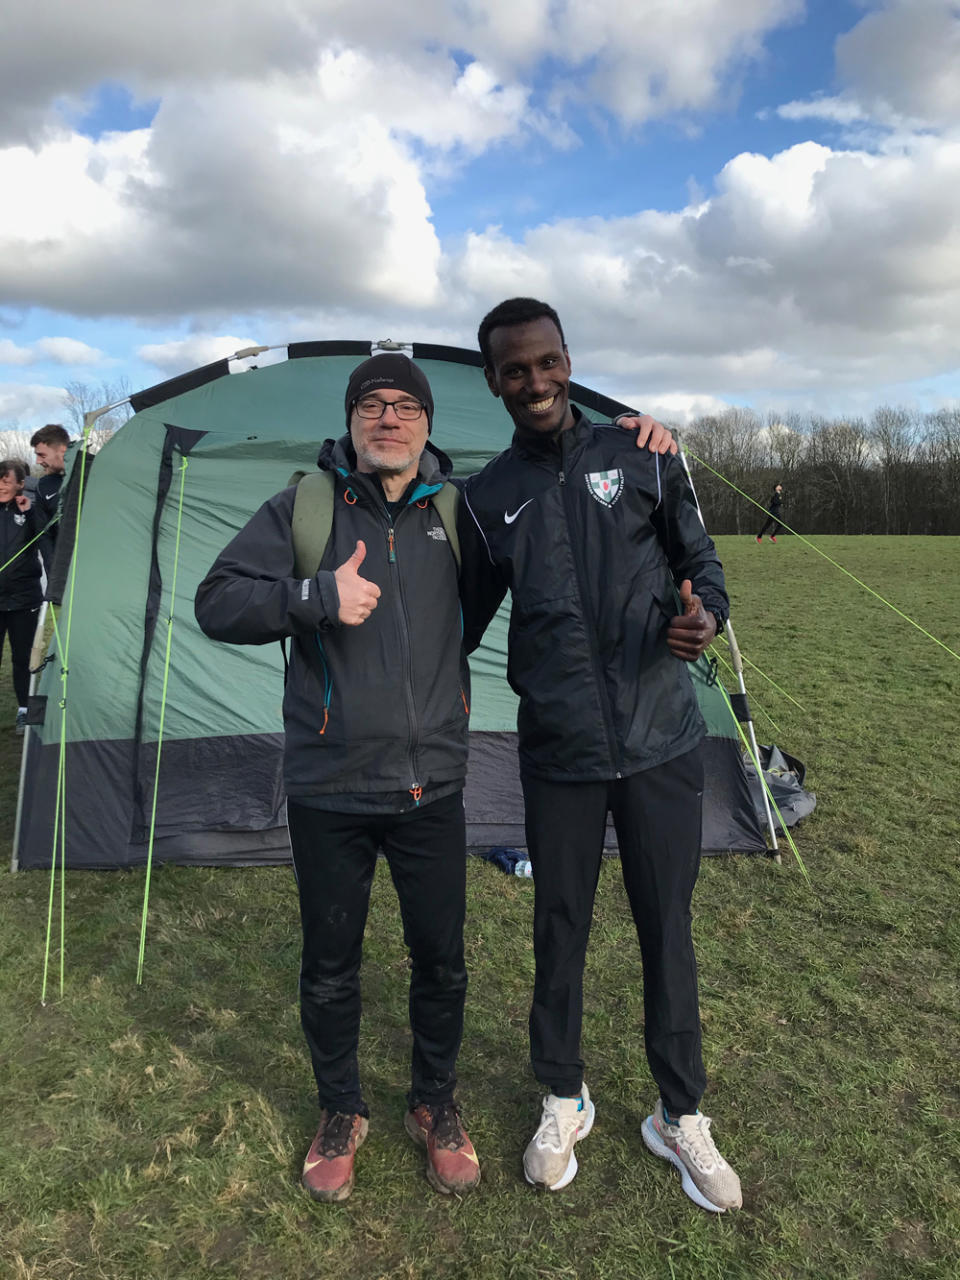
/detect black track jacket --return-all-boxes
[458,411,728,782]
[0,500,43,612]
[195,437,469,804]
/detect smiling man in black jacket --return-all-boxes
[459,298,742,1213]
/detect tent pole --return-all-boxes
[721,619,780,862]
[674,443,781,860]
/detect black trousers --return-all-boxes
[0,607,39,706]
[287,791,467,1116]
[757,515,782,538]
[522,747,707,1116]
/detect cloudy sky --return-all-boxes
[2,0,959,428]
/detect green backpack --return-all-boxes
[287,470,461,577]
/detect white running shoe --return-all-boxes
[523,1083,595,1191]
[641,1098,742,1213]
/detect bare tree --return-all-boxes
[64,378,134,452]
[0,429,38,469]
[870,406,920,533]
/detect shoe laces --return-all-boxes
[536,1096,582,1152]
[671,1112,724,1174]
[319,1112,357,1157]
[426,1102,466,1150]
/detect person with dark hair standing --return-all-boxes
[0,459,43,734]
[756,483,783,542]
[459,297,742,1213]
[30,423,71,566]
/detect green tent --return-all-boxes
[14,341,768,870]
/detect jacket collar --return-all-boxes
[510,406,593,462]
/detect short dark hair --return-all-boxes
[30,423,70,449]
[0,458,27,484]
[477,297,566,366]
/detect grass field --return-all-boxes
[1,536,959,1280]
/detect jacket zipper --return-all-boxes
[384,507,422,803]
[557,433,623,777]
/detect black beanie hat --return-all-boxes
[345,354,434,433]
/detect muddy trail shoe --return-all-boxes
[405,1101,480,1194]
[523,1083,595,1191]
[301,1111,369,1203]
[641,1099,742,1213]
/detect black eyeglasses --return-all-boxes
[354,398,425,421]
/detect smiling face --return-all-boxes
[0,469,22,504]
[349,392,429,483]
[34,441,67,475]
[483,316,574,436]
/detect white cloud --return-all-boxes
[835,0,960,128]
[1,1,804,144]
[34,337,103,364]
[449,133,960,399]
[2,2,959,415]
[776,96,872,126]
[0,336,102,366]
[0,382,70,426]
[0,1,816,324]
[138,335,265,372]
[0,341,33,366]
[624,392,734,424]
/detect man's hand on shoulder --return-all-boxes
[666,579,716,662]
[615,413,677,455]
[334,540,381,626]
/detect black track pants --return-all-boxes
[522,747,707,1115]
[0,607,39,707]
[757,516,782,538]
[287,792,467,1116]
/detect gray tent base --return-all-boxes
[15,730,805,870]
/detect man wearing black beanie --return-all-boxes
[197,348,674,1204]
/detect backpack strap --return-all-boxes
[290,470,460,578]
[290,470,336,578]
[430,481,461,574]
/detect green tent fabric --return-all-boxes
[14,342,766,869]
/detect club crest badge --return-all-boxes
[585,468,623,507]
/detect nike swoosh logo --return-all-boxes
[504,499,534,524]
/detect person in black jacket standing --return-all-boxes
[30,424,70,568]
[0,460,43,734]
[756,483,783,542]
[459,298,742,1212]
[196,356,483,1203]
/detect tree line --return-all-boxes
[680,406,960,536]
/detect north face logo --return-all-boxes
[427,526,448,542]
[585,469,623,506]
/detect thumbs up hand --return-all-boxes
[666,578,717,661]
[334,540,381,626]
